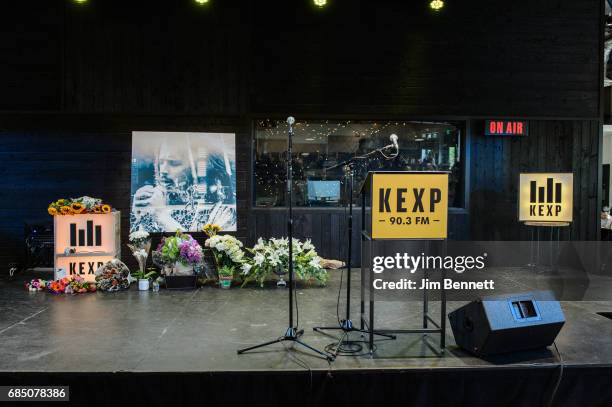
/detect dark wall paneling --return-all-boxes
[0,2,62,110]
[0,0,601,119]
[470,119,599,240]
[252,0,601,119]
[61,0,249,114]
[0,115,250,269]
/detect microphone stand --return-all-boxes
[238,117,333,361]
[313,144,398,357]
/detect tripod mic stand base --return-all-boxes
[313,319,396,357]
[237,327,335,361]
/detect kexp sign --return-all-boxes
[371,173,448,239]
[519,173,573,223]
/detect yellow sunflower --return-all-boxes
[60,206,72,215]
[48,207,58,216]
[101,204,111,213]
[71,202,85,214]
[93,205,102,214]
[57,199,66,206]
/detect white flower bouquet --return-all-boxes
[127,230,152,280]
[240,237,327,287]
[204,234,246,276]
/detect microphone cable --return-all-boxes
[544,341,564,407]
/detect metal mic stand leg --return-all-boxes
[313,162,395,357]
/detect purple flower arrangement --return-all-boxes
[179,236,203,265]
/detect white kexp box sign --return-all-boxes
[54,212,121,282]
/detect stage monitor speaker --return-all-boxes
[448,291,565,357]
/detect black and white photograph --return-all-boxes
[130,131,237,233]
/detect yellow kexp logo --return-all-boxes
[371,173,448,239]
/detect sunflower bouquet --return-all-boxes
[202,223,222,237]
[48,196,113,216]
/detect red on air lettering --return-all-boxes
[496,121,504,134]
[489,121,497,134]
[486,120,527,136]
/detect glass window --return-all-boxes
[254,119,465,208]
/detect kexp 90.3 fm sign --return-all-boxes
[371,173,448,239]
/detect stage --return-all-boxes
[2,269,612,406]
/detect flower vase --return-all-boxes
[219,277,232,289]
[127,237,151,285]
[274,265,287,288]
[138,279,150,291]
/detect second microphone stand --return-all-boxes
[313,151,396,357]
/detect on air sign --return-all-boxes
[370,172,448,239]
[518,173,573,223]
[485,120,528,136]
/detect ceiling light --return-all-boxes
[430,0,444,11]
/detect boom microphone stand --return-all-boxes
[313,135,399,357]
[237,116,333,361]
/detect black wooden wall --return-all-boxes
[0,0,603,268]
[470,120,601,241]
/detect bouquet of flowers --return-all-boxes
[127,230,152,280]
[240,237,327,287]
[95,259,131,292]
[25,278,47,292]
[204,234,245,269]
[202,223,222,237]
[153,231,203,275]
[46,276,97,295]
[47,196,112,216]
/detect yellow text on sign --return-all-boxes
[371,173,448,239]
[518,173,573,223]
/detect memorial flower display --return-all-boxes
[153,231,203,276]
[47,196,113,216]
[204,234,245,283]
[31,276,97,295]
[95,259,131,292]
[240,237,328,287]
[128,230,153,281]
[25,278,47,292]
[205,234,245,266]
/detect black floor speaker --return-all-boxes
[448,291,565,356]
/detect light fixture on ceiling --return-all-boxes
[430,0,444,11]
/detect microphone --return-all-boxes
[379,134,399,160]
[390,134,399,151]
[287,116,295,136]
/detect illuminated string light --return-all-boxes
[314,0,327,8]
[430,0,444,11]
